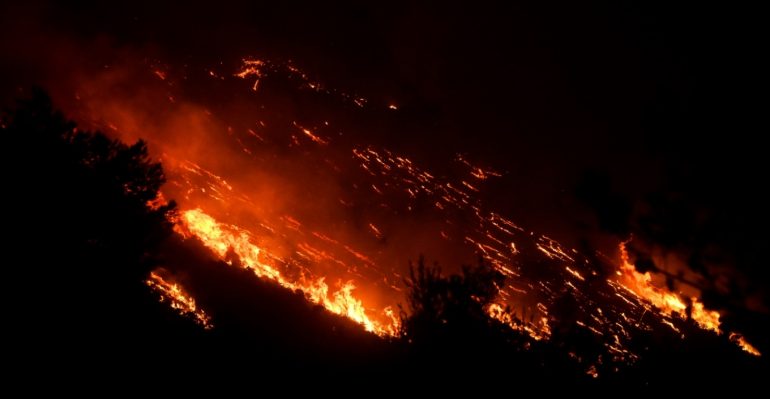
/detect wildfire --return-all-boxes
[69,53,763,367]
[146,271,213,329]
[175,208,400,336]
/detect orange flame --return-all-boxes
[487,302,551,341]
[146,271,213,329]
[176,208,400,336]
[729,333,762,357]
[617,241,762,357]
[617,241,721,333]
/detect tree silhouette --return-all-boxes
[400,257,505,343]
[397,257,550,383]
[3,89,175,277]
[2,89,182,366]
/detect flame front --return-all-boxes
[177,208,399,336]
[617,241,720,332]
[617,241,761,356]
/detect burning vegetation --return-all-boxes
[146,270,213,330]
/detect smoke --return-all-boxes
[0,4,486,318]
[576,163,770,353]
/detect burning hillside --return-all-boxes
[44,57,757,369]
[2,3,766,386]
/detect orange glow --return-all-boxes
[146,271,212,329]
[176,208,400,336]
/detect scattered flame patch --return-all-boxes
[729,333,762,357]
[487,303,550,341]
[146,270,212,329]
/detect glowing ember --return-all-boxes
[235,59,266,91]
[617,241,762,356]
[292,122,328,145]
[586,365,599,379]
[146,271,212,329]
